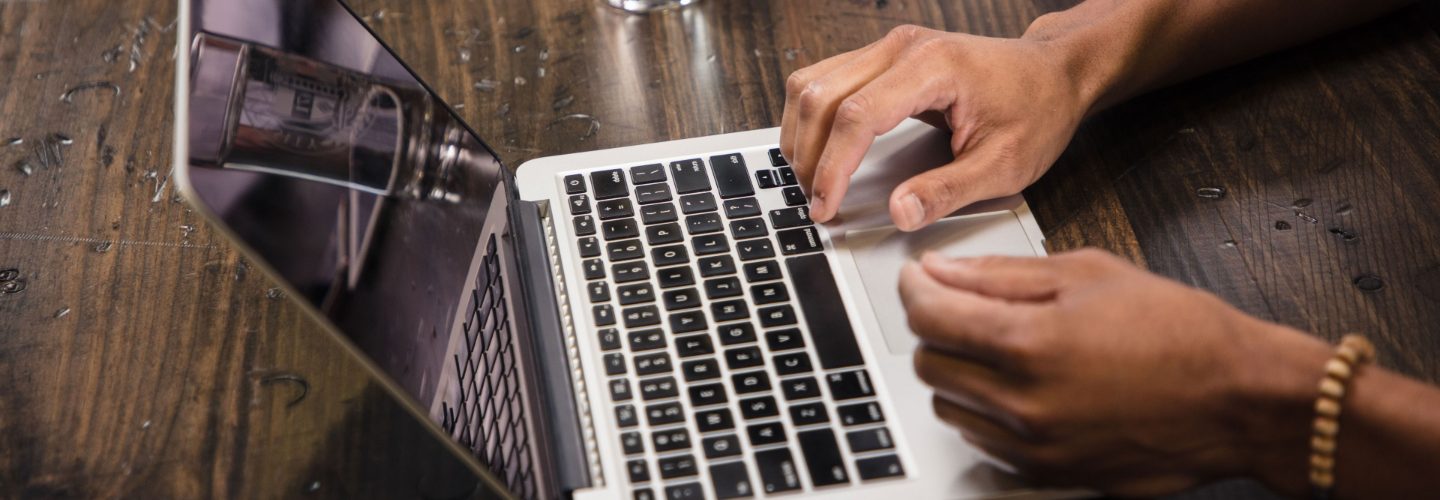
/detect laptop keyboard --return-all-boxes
[562,149,905,499]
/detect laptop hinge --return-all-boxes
[511,199,603,494]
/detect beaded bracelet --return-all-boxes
[1309,334,1375,499]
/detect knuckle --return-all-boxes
[834,94,872,129]
[785,69,811,96]
[886,24,925,43]
[1004,399,1057,439]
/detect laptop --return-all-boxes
[172,1,1057,498]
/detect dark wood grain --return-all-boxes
[4,0,1440,498]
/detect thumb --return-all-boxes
[889,147,1027,231]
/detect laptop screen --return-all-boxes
[180,0,526,481]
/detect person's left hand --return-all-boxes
[898,249,1333,496]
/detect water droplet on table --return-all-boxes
[59,81,122,104]
[1335,203,1353,216]
[783,48,799,61]
[94,241,113,253]
[513,45,526,53]
[4,137,21,146]
[1296,212,1319,224]
[0,268,18,281]
[552,95,575,110]
[538,49,550,61]
[14,160,33,176]
[51,133,74,146]
[0,189,10,208]
[0,280,25,294]
[1220,240,1237,249]
[1291,198,1312,208]
[54,307,71,319]
[1353,274,1384,292]
[514,76,528,86]
[1196,187,1226,199]
[474,79,500,92]
[266,288,285,300]
[1274,220,1292,231]
[1328,227,1358,242]
[306,481,322,493]
[458,47,471,62]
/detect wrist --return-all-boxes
[1222,319,1333,496]
[1022,7,1135,118]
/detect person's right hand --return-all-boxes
[779,24,1097,231]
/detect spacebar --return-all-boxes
[785,253,864,369]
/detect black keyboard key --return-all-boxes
[591,169,629,200]
[635,183,672,204]
[624,305,661,328]
[695,407,735,432]
[569,194,592,214]
[711,300,750,322]
[647,401,685,426]
[768,148,789,167]
[790,402,830,426]
[617,283,655,305]
[651,245,690,267]
[856,455,905,481]
[769,207,812,229]
[640,376,679,400]
[703,435,742,459]
[689,383,728,407]
[685,213,724,235]
[679,192,718,214]
[628,328,666,351]
[605,353,627,375]
[781,186,807,206]
[675,334,715,358]
[837,402,886,426]
[627,458,650,482]
[595,305,617,326]
[613,261,650,284]
[699,255,736,278]
[739,395,779,420]
[732,371,771,394]
[729,218,768,240]
[777,167,798,186]
[659,454,699,479]
[616,404,639,427]
[669,159,712,194]
[774,352,813,375]
[709,461,754,499]
[610,378,634,401]
[716,322,756,345]
[692,234,729,255]
[781,376,822,401]
[634,352,673,375]
[563,173,586,194]
[756,170,778,189]
[724,346,764,369]
[662,288,702,310]
[710,153,755,199]
[578,237,601,258]
[597,328,622,351]
[757,305,797,328]
[653,428,692,452]
[736,239,774,261]
[622,431,645,455]
[750,282,789,304]
[704,277,743,299]
[747,422,787,446]
[598,198,635,220]
[664,483,703,500]
[847,428,895,452]
[682,359,721,382]
[646,223,683,245]
[669,310,707,333]
[574,215,597,236]
[826,370,875,400]
[631,163,667,185]
[743,260,782,282]
[788,254,865,369]
[603,218,641,240]
[588,281,611,303]
[641,202,679,224]
[607,239,645,262]
[658,267,696,288]
[723,197,762,218]
[799,429,850,487]
[583,258,606,280]
[777,226,823,255]
[766,328,805,351]
[755,448,802,493]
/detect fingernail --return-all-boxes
[810,191,828,222]
[896,193,925,231]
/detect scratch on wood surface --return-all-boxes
[0,232,214,249]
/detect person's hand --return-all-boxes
[898,250,1335,496]
[779,25,1094,231]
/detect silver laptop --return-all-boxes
[172,1,1057,498]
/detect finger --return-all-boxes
[931,394,1039,467]
[913,346,1015,416]
[898,261,1028,366]
[889,144,1032,231]
[780,49,866,161]
[807,65,945,223]
[919,252,1062,302]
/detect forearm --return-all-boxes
[1022,0,1418,115]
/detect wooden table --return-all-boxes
[4,0,1439,497]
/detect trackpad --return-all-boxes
[845,212,1040,355]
